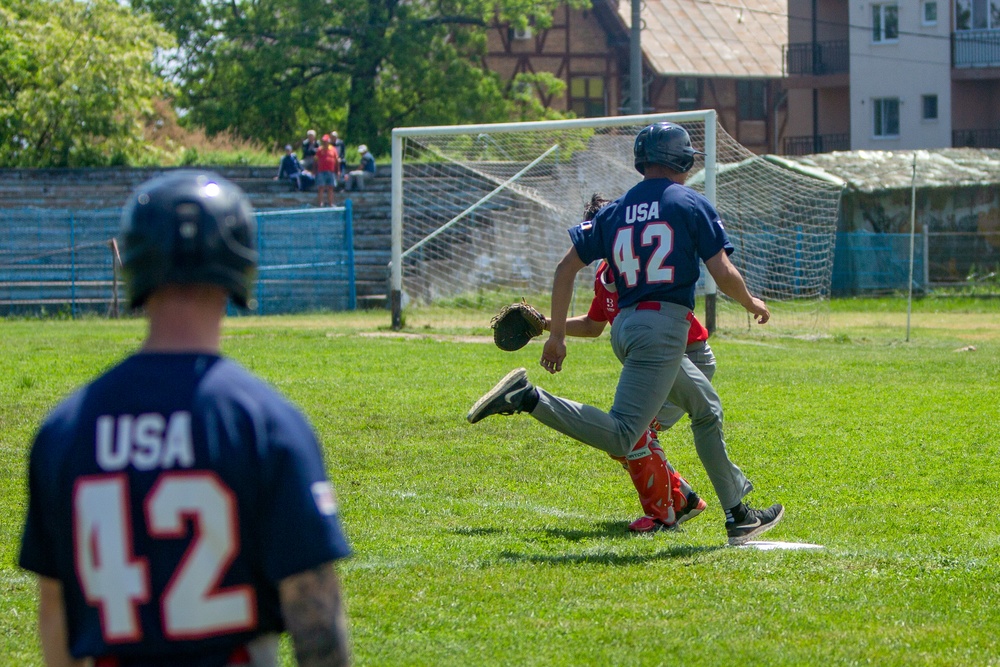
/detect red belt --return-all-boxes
[636,301,661,311]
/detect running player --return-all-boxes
[469,123,784,545]
[19,171,352,666]
[534,193,761,534]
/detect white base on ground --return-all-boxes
[739,541,824,551]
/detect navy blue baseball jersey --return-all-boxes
[569,178,733,310]
[19,353,351,665]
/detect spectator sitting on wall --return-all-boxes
[301,129,319,172]
[346,145,376,191]
[274,144,314,191]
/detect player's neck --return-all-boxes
[644,165,687,184]
[142,286,227,354]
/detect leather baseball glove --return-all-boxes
[490,299,546,351]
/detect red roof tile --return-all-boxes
[616,0,787,77]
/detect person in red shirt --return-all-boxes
[315,134,341,207]
[535,193,757,534]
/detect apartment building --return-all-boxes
[784,0,1000,153]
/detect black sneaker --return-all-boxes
[467,368,534,424]
[726,503,784,546]
[676,492,707,526]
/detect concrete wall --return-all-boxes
[849,1,952,149]
[0,167,394,306]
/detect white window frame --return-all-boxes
[921,94,939,121]
[957,0,1000,30]
[872,3,900,43]
[873,97,901,138]
[922,1,938,25]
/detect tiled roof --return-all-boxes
[616,0,787,78]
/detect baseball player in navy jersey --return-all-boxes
[469,123,784,545]
[19,171,351,666]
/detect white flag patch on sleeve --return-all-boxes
[311,481,339,516]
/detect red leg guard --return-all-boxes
[648,438,690,513]
[625,430,676,525]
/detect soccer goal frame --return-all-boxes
[389,109,842,334]
[389,110,720,330]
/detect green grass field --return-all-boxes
[2,299,999,666]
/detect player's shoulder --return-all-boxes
[661,180,706,203]
[30,359,130,462]
[200,358,317,443]
[661,182,716,218]
[202,358,302,413]
[32,385,89,460]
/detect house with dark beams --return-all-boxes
[484,0,789,155]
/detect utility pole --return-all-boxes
[630,0,643,114]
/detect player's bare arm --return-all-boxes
[542,246,587,374]
[279,563,351,667]
[542,313,607,338]
[37,577,89,667]
[704,250,770,324]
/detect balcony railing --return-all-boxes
[953,30,1000,68]
[783,134,850,155]
[953,128,1000,148]
[783,41,849,76]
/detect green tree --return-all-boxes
[0,0,173,167]
[133,0,586,155]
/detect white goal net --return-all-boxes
[390,111,844,334]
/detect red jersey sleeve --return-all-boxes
[590,275,620,324]
[587,290,609,323]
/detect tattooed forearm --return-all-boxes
[279,563,351,667]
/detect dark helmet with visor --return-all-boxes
[633,122,705,175]
[120,170,258,308]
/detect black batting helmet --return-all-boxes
[120,170,258,309]
[633,122,705,175]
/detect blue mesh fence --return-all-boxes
[253,204,356,315]
[0,204,355,316]
[832,232,926,295]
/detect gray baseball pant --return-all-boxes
[530,302,690,460]
[657,345,753,510]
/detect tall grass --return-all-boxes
[136,98,277,167]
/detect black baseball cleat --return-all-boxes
[726,503,784,546]
[676,492,707,526]
[467,368,535,424]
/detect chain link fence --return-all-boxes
[832,230,1000,294]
